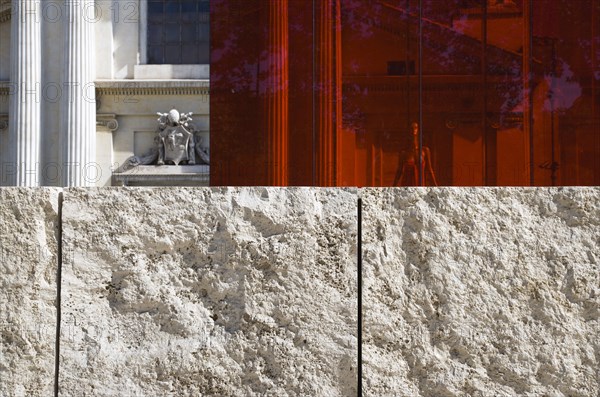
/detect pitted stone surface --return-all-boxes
[59,188,357,397]
[362,188,600,397]
[0,188,60,397]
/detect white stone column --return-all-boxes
[8,0,42,186]
[60,0,96,186]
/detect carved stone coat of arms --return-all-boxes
[156,109,197,166]
[159,124,193,165]
[116,108,210,172]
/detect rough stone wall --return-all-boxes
[362,188,600,396]
[1,187,599,397]
[0,188,60,397]
[58,188,357,397]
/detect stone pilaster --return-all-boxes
[8,0,42,186]
[263,0,289,186]
[61,0,96,186]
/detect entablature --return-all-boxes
[95,80,209,97]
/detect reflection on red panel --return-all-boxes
[210,0,264,185]
[211,0,600,186]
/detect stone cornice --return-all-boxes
[0,80,210,98]
[95,80,210,97]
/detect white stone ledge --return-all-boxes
[112,165,210,186]
[134,64,210,80]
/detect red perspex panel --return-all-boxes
[211,0,600,186]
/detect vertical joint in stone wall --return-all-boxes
[53,191,63,397]
[357,197,363,395]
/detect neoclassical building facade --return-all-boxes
[0,0,210,186]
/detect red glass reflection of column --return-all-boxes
[316,0,342,186]
[263,0,289,186]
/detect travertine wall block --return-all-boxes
[0,188,60,397]
[59,188,357,397]
[362,188,600,397]
[2,187,598,396]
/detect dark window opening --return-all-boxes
[147,0,210,64]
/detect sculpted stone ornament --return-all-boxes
[116,108,210,173]
[156,109,195,166]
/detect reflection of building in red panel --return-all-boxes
[211,0,599,186]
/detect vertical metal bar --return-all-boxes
[481,0,488,185]
[550,40,557,186]
[523,0,534,185]
[529,0,534,186]
[312,0,317,185]
[418,0,423,186]
[334,0,342,187]
[406,0,411,132]
[593,0,598,184]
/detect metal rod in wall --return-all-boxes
[357,198,363,395]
